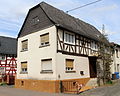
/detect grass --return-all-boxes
[0,82,7,86]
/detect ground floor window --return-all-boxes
[21,62,28,74]
[66,59,74,71]
[41,59,53,73]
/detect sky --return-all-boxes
[0,0,120,44]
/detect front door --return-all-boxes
[89,57,97,78]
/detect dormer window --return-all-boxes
[32,16,40,25]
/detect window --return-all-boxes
[0,55,5,60]
[21,40,28,51]
[116,49,119,58]
[31,16,40,25]
[21,62,27,73]
[41,59,52,73]
[40,33,49,46]
[117,64,120,72]
[66,59,74,71]
[64,32,75,44]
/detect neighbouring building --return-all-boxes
[16,2,107,93]
[0,36,17,84]
[111,42,120,79]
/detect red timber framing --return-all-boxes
[57,28,99,57]
[0,55,17,84]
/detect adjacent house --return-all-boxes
[0,36,17,84]
[111,42,120,79]
[16,2,106,93]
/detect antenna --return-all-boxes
[66,0,102,13]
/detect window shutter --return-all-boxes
[22,40,28,50]
[66,60,73,68]
[41,34,49,43]
[41,59,52,70]
[21,62,27,68]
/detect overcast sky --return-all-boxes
[0,0,120,44]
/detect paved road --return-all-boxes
[0,81,120,96]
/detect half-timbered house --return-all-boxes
[0,36,17,84]
[16,2,105,93]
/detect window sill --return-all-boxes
[40,70,53,74]
[20,71,28,74]
[21,49,28,52]
[65,70,76,73]
[39,44,50,48]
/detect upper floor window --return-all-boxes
[116,49,119,58]
[31,16,40,25]
[21,62,28,74]
[21,40,28,51]
[0,55,5,60]
[40,33,49,46]
[64,32,75,44]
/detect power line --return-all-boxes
[66,0,102,13]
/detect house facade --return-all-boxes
[111,43,120,78]
[0,36,17,84]
[16,2,105,93]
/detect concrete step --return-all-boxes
[86,78,98,87]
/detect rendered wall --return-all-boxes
[17,26,57,80]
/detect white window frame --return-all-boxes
[41,59,53,73]
[64,32,75,44]
[21,39,28,51]
[66,59,74,72]
[40,33,49,47]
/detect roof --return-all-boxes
[110,42,120,48]
[39,2,103,42]
[0,36,17,56]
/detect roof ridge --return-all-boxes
[0,36,16,40]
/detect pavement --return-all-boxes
[0,80,120,96]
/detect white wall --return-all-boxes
[17,26,57,80]
[111,47,120,74]
[56,53,90,80]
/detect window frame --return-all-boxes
[31,16,40,25]
[20,62,28,74]
[65,59,76,73]
[40,33,50,47]
[40,59,53,74]
[64,32,75,44]
[21,39,28,51]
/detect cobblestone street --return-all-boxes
[0,81,120,96]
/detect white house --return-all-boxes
[16,2,106,93]
[111,42,120,79]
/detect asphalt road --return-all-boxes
[0,81,120,96]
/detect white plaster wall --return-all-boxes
[55,53,90,80]
[111,47,120,74]
[17,26,57,80]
